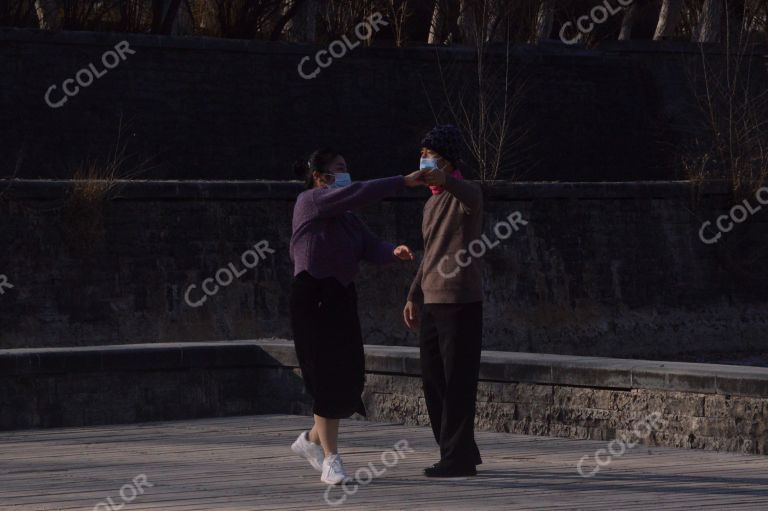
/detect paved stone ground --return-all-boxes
[2,414,768,510]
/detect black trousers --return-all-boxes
[419,301,483,468]
[289,271,367,419]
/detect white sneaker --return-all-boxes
[321,454,349,485]
[291,431,324,472]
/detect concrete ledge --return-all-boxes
[3,340,766,398]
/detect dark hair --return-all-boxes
[293,148,340,190]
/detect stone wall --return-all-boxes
[2,29,759,181]
[0,342,311,430]
[366,377,767,454]
[2,340,766,455]
[1,179,767,362]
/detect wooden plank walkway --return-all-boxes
[2,414,768,510]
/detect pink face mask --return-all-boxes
[430,169,464,195]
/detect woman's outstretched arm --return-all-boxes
[310,176,405,218]
[308,170,428,219]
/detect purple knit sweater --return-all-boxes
[290,176,406,286]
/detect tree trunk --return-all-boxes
[158,0,184,35]
[483,0,507,43]
[725,0,746,45]
[458,0,478,45]
[742,0,763,33]
[172,0,195,35]
[535,0,554,42]
[152,0,182,34]
[275,0,316,42]
[618,3,639,40]
[34,0,61,30]
[198,0,220,34]
[298,0,318,43]
[653,0,683,40]
[697,0,723,42]
[428,0,443,44]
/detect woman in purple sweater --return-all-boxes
[289,148,426,485]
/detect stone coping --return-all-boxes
[0,179,730,201]
[2,340,766,399]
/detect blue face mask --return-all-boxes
[420,157,438,170]
[330,172,352,188]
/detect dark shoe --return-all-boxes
[424,461,477,477]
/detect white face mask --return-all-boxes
[330,172,352,188]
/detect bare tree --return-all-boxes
[428,0,444,44]
[6,0,768,44]
[534,0,554,42]
[619,2,640,40]
[457,0,514,45]
[483,0,509,43]
[682,1,768,195]
[380,0,412,47]
[743,0,768,34]
[174,0,196,35]
[428,10,530,181]
[724,0,748,44]
[322,0,376,39]
[34,0,61,30]
[153,0,185,34]
[270,0,304,40]
[200,0,285,39]
[282,0,318,42]
[457,0,477,45]
[196,0,220,33]
[697,0,723,42]
[113,0,153,32]
[654,0,684,39]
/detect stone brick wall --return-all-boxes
[364,376,767,454]
[2,29,757,182]
[0,342,312,430]
[357,343,768,455]
[3,340,766,455]
[1,179,766,362]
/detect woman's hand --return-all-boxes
[403,300,420,330]
[404,169,428,187]
[393,245,415,261]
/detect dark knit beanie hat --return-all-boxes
[420,124,464,166]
